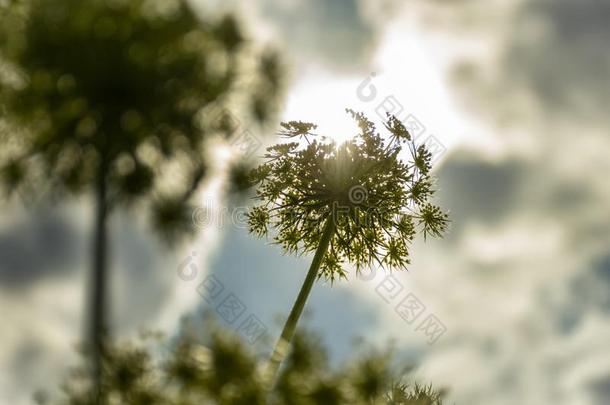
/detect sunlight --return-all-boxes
[282,70,362,145]
[280,23,476,156]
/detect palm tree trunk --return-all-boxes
[266,215,336,384]
[90,168,109,403]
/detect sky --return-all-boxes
[1,0,610,404]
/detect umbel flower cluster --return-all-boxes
[247,110,449,282]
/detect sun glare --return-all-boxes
[280,21,483,157]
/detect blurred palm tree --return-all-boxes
[247,111,449,382]
[0,0,281,400]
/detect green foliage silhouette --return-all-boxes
[0,0,281,400]
[46,326,445,405]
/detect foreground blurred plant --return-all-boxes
[247,111,449,382]
[0,0,281,399]
[46,327,445,405]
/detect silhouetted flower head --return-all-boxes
[248,110,449,281]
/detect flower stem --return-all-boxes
[266,215,336,384]
[90,166,109,404]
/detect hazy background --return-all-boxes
[1,0,609,404]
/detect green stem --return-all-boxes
[91,166,109,404]
[266,215,336,384]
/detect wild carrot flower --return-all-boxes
[247,109,449,383]
[248,110,449,281]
